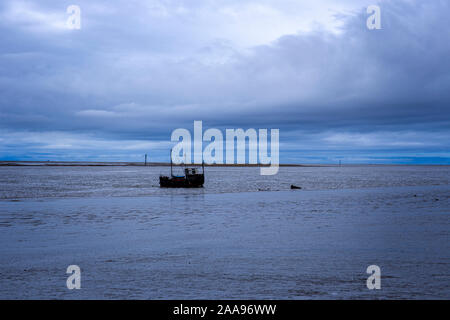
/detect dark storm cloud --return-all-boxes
[0,0,449,163]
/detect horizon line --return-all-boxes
[1,160,449,167]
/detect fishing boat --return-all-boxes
[159,150,205,188]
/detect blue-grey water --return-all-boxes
[0,165,449,299]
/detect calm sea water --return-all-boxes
[0,165,449,299]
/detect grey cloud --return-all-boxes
[0,0,449,163]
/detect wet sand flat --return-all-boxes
[0,184,449,299]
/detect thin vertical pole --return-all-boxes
[170,149,173,177]
[145,154,147,166]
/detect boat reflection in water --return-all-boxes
[159,150,205,188]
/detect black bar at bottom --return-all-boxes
[0,300,447,319]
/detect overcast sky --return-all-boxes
[0,0,449,164]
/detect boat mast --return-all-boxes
[170,148,173,177]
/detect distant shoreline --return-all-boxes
[0,161,312,167]
[0,161,448,167]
